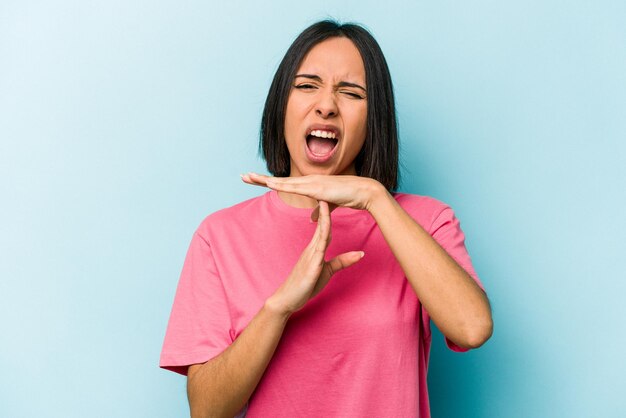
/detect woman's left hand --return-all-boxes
[241,172,386,220]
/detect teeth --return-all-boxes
[310,130,336,139]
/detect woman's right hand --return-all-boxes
[265,200,364,316]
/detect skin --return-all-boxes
[186,37,493,418]
[281,36,368,208]
[187,201,359,418]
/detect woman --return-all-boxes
[160,20,492,418]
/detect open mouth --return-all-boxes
[306,129,339,158]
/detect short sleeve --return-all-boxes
[424,206,485,353]
[159,231,234,375]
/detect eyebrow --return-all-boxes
[295,74,366,92]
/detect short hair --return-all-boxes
[260,20,399,191]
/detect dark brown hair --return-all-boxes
[259,20,399,190]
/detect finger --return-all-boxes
[265,174,312,185]
[327,251,365,276]
[247,172,278,182]
[306,200,328,256]
[240,174,262,187]
[311,203,338,222]
[266,175,319,196]
[241,173,274,188]
[313,201,331,253]
[241,172,288,187]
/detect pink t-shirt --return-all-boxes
[160,190,483,417]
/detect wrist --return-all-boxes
[263,295,293,322]
[365,180,393,214]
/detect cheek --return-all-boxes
[284,99,308,138]
[353,111,368,156]
[346,124,367,158]
[352,107,368,143]
[284,109,298,142]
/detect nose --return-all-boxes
[315,90,338,119]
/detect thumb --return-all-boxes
[310,251,365,298]
[326,251,365,275]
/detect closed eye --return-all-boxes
[341,90,365,99]
[294,83,317,90]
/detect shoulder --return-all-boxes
[392,192,452,231]
[392,192,449,211]
[195,192,270,237]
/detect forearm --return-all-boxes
[368,186,492,348]
[186,200,359,417]
[187,301,290,418]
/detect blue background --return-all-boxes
[1,1,625,417]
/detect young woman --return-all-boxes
[160,20,492,418]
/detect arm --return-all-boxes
[367,185,492,348]
[243,173,493,349]
[186,201,363,417]
[186,302,289,418]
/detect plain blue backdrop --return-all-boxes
[1,1,625,417]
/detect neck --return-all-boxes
[276,190,318,208]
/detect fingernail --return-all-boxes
[359,251,365,258]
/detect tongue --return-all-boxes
[308,137,336,155]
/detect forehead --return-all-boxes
[297,37,365,83]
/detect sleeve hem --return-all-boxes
[159,348,226,376]
[445,337,471,353]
